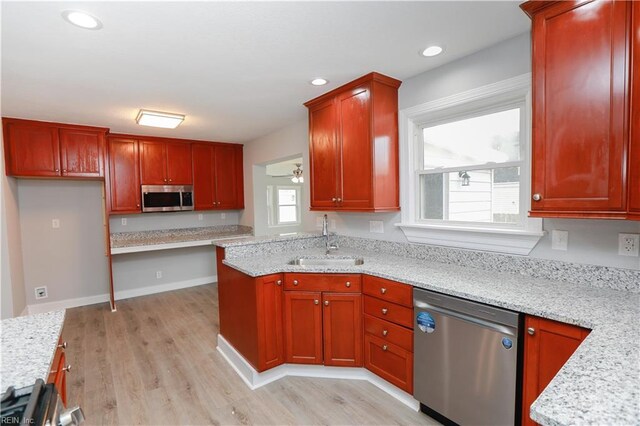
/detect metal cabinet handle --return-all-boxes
[331,197,337,202]
[276,280,282,286]
[324,300,329,306]
[382,345,388,351]
[164,178,167,182]
[381,308,388,315]
[380,288,387,294]
[58,341,67,349]
[336,197,342,202]
[136,204,140,208]
[62,365,71,373]
[527,327,535,336]
[314,299,319,305]
[532,193,542,201]
[55,168,60,172]
[345,281,351,288]
[382,330,388,336]
[168,179,172,182]
[293,279,299,286]
[62,169,67,173]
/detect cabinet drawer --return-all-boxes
[363,275,412,307]
[364,334,413,394]
[364,314,413,352]
[364,295,413,328]
[284,273,361,292]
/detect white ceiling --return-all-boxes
[1,1,530,143]
[266,157,303,177]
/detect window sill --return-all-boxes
[395,222,545,256]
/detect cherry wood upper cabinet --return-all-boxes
[521,0,634,219]
[106,136,141,214]
[628,1,640,219]
[140,139,192,185]
[192,142,244,210]
[2,118,107,178]
[305,72,401,212]
[521,315,590,426]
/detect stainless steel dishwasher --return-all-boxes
[413,288,521,426]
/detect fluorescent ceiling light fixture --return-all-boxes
[136,110,185,129]
[62,10,102,30]
[311,78,328,86]
[422,45,443,57]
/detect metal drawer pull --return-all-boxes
[382,345,388,351]
[345,281,351,288]
[324,300,329,306]
[331,197,337,202]
[293,279,299,286]
[314,299,319,305]
[527,327,535,336]
[532,193,542,201]
[62,365,71,373]
[276,280,282,286]
[381,308,388,315]
[382,330,388,336]
[336,197,342,202]
[380,288,387,294]
[58,341,67,349]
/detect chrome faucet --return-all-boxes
[322,214,338,254]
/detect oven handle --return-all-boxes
[415,301,516,336]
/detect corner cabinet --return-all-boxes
[3,118,107,178]
[521,0,637,220]
[521,315,590,426]
[304,72,401,212]
[192,142,244,210]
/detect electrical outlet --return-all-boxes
[369,221,384,234]
[121,218,127,226]
[551,230,568,251]
[198,214,203,221]
[221,213,226,220]
[35,286,48,299]
[156,271,163,279]
[51,219,60,229]
[618,233,640,257]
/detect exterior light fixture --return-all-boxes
[136,110,185,129]
[459,171,471,187]
[291,163,304,183]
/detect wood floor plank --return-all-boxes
[61,283,437,425]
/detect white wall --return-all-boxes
[109,210,240,233]
[241,120,313,235]
[16,180,110,307]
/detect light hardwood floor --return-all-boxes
[62,284,438,425]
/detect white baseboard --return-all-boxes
[216,334,420,412]
[27,275,217,315]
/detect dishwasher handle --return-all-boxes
[415,301,517,337]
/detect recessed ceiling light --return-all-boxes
[136,110,185,129]
[422,46,444,57]
[62,10,102,30]
[311,78,328,86]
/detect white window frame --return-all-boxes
[271,185,301,227]
[396,74,544,255]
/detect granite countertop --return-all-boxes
[213,232,320,248]
[0,310,66,391]
[222,246,640,426]
[110,225,254,249]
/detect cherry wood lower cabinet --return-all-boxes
[47,338,68,405]
[522,315,590,426]
[364,333,413,393]
[322,293,363,366]
[216,247,284,372]
[283,291,324,364]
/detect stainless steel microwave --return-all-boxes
[141,185,194,212]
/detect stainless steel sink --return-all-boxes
[288,257,364,266]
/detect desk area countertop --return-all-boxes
[0,310,66,391]
[110,225,253,255]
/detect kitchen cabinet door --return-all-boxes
[192,143,216,209]
[322,293,363,367]
[107,137,141,214]
[3,120,60,177]
[308,98,339,209]
[256,274,285,371]
[337,84,372,209]
[47,341,67,406]
[364,333,413,394]
[629,1,640,219]
[139,140,167,185]
[522,316,590,426]
[214,144,240,209]
[525,0,630,217]
[165,142,192,184]
[59,128,104,178]
[284,291,323,364]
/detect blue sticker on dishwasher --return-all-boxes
[502,337,513,350]
[417,311,436,333]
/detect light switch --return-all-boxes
[221,213,226,220]
[121,218,127,226]
[52,219,60,229]
[198,214,203,221]
[551,230,568,251]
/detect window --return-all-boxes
[397,74,543,255]
[267,186,301,226]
